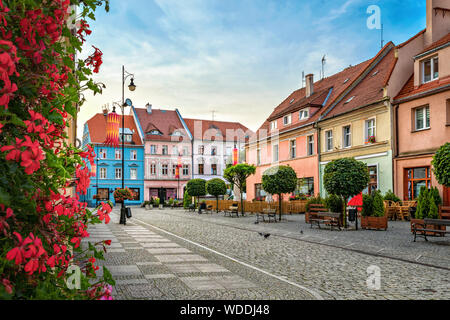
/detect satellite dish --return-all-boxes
[125,98,133,107]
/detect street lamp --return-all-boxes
[118,65,136,225]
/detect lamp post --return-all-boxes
[96,156,99,207]
[118,65,136,225]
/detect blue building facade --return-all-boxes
[81,113,145,208]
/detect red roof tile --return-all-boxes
[394,74,450,102]
[86,113,143,146]
[323,48,396,119]
[183,118,252,142]
[134,108,188,142]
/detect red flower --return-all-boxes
[97,202,112,224]
[85,46,103,73]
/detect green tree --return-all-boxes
[432,142,450,187]
[324,194,343,213]
[383,190,401,203]
[430,187,442,207]
[372,191,385,217]
[186,179,206,208]
[306,195,323,212]
[262,166,298,221]
[429,196,439,219]
[361,194,373,217]
[415,187,429,219]
[224,163,256,215]
[206,178,227,213]
[323,158,370,227]
[183,190,192,209]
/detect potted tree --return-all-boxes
[206,178,227,213]
[262,166,298,221]
[361,191,388,231]
[224,164,256,216]
[186,179,207,210]
[411,187,442,235]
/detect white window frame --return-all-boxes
[283,114,292,126]
[150,164,156,176]
[162,145,168,155]
[161,164,168,176]
[99,149,107,159]
[115,149,122,160]
[365,118,376,143]
[115,168,122,180]
[183,165,189,176]
[415,106,430,131]
[130,150,137,160]
[100,168,107,179]
[290,140,296,159]
[150,145,157,155]
[273,144,279,162]
[325,130,333,152]
[130,168,137,180]
[257,149,261,165]
[421,56,439,84]
[342,125,352,148]
[307,135,314,156]
[271,121,277,131]
[299,109,309,120]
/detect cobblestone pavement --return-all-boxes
[86,207,450,300]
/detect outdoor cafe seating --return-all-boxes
[383,200,416,221]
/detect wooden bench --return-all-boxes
[187,204,195,212]
[224,204,239,217]
[309,212,342,231]
[440,206,450,220]
[205,204,214,214]
[305,203,326,223]
[256,208,277,223]
[412,218,450,242]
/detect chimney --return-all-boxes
[146,103,152,114]
[305,74,314,97]
[425,0,450,46]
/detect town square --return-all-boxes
[0,0,449,308]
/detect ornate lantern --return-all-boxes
[104,110,120,147]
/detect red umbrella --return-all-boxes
[348,193,363,211]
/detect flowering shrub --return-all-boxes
[0,0,115,300]
[113,188,135,202]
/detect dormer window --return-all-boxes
[299,109,309,120]
[120,134,132,143]
[283,114,292,126]
[171,131,182,136]
[148,130,162,135]
[290,98,295,104]
[422,56,438,83]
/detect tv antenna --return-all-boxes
[301,71,305,88]
[321,55,326,79]
[381,23,384,49]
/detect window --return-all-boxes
[120,134,132,143]
[100,168,107,179]
[226,147,232,156]
[211,164,217,175]
[447,99,450,125]
[344,96,355,104]
[367,166,378,195]
[130,150,137,160]
[150,145,157,155]
[162,145,168,155]
[129,188,140,201]
[273,144,279,162]
[343,125,351,148]
[198,164,204,175]
[130,168,137,180]
[307,136,314,156]
[150,164,156,176]
[115,168,122,180]
[172,164,177,176]
[183,146,189,156]
[255,184,266,200]
[199,145,204,155]
[183,165,189,176]
[422,56,438,83]
[325,130,333,151]
[97,188,109,201]
[257,149,261,165]
[299,109,309,120]
[99,149,107,159]
[283,114,292,126]
[161,164,168,175]
[290,140,296,159]
[149,130,161,135]
[415,106,430,131]
[405,167,431,200]
[365,119,376,143]
[172,146,178,155]
[296,178,314,196]
[271,121,277,131]
[115,149,121,160]
[211,146,217,156]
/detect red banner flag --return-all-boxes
[104,111,120,147]
[233,148,238,166]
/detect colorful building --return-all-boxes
[318,43,397,196]
[82,112,145,207]
[393,33,450,203]
[183,118,251,183]
[133,104,192,203]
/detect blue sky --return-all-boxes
[78,0,426,138]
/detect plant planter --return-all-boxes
[145,205,151,210]
[410,219,446,235]
[361,215,388,231]
[159,205,163,209]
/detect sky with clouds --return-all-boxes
[77,0,426,138]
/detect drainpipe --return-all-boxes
[315,121,321,196]
[394,103,400,196]
[191,139,194,180]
